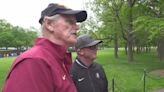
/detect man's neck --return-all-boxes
[78,57,93,67]
[42,32,68,49]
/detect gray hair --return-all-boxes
[41,14,61,31]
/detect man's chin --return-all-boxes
[67,39,76,46]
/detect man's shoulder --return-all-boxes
[21,46,47,58]
[92,63,106,72]
[71,61,79,69]
[12,46,50,67]
[71,60,83,72]
[93,62,102,68]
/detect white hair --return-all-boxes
[41,14,61,32]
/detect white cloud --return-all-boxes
[0,0,85,29]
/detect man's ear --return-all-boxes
[78,49,84,55]
[80,51,84,55]
[44,17,54,31]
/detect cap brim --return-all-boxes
[59,10,87,22]
[39,9,87,24]
[39,18,43,24]
[83,40,102,48]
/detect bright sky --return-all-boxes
[0,0,85,30]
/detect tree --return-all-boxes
[86,0,164,62]
[0,19,37,51]
[12,26,36,50]
[134,0,164,61]
[0,19,14,50]
[85,0,125,59]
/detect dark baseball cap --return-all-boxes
[75,34,102,49]
[39,3,87,24]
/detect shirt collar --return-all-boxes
[35,38,69,60]
[76,57,93,68]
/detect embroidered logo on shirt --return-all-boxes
[96,73,100,79]
[62,75,66,80]
[78,77,85,82]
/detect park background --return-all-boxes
[0,0,164,92]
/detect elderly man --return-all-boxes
[2,3,87,92]
[71,34,108,92]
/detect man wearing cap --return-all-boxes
[71,34,108,92]
[2,3,87,92]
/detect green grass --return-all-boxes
[0,57,14,90]
[1,48,164,92]
[97,49,164,92]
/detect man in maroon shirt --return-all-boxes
[2,3,87,92]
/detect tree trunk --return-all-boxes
[157,38,164,61]
[5,47,8,50]
[127,38,133,62]
[127,0,134,62]
[125,42,128,55]
[114,33,118,59]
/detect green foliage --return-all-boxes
[85,0,164,57]
[134,16,164,46]
[84,0,127,48]
[0,31,14,48]
[0,19,37,50]
[0,19,13,32]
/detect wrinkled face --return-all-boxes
[46,14,79,47]
[80,45,98,61]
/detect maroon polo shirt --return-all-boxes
[2,38,77,92]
